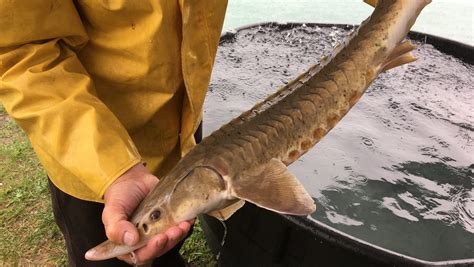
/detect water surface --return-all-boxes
[224,0,474,45]
[204,24,474,261]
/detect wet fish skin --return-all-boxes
[86,0,431,261]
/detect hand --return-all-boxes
[100,163,193,265]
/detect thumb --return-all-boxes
[101,163,159,247]
[102,200,139,246]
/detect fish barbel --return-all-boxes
[86,0,431,260]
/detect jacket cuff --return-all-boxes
[97,158,143,201]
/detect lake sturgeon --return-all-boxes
[86,0,431,260]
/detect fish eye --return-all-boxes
[150,209,161,221]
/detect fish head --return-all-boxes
[86,165,230,261]
[133,166,229,235]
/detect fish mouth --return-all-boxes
[85,239,148,261]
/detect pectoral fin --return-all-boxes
[207,200,245,221]
[230,158,316,215]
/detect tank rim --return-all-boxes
[220,22,473,65]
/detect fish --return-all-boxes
[86,0,431,260]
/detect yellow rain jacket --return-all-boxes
[0,0,228,202]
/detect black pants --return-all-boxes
[48,124,203,266]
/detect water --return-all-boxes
[223,0,474,45]
[204,24,474,261]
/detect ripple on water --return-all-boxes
[325,211,364,226]
[457,190,474,234]
[382,197,419,222]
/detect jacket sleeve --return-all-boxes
[0,0,142,202]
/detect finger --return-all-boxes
[177,221,193,233]
[133,234,168,263]
[102,203,138,245]
[161,226,187,253]
[126,225,189,264]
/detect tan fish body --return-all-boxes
[86,0,431,260]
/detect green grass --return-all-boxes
[180,219,217,267]
[0,106,216,266]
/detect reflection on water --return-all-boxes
[205,24,474,261]
[312,162,473,261]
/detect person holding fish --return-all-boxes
[0,1,228,266]
[1,0,433,265]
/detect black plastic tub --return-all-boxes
[200,23,474,267]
